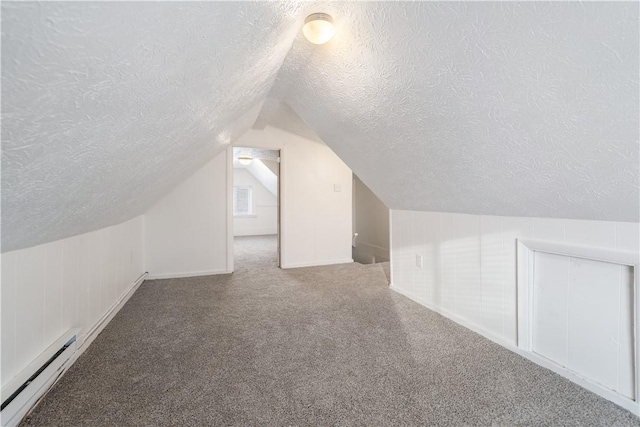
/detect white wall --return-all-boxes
[390,211,639,345]
[144,125,352,276]
[353,175,389,264]
[145,152,229,279]
[246,159,278,196]
[233,167,277,236]
[1,216,145,389]
[234,126,353,268]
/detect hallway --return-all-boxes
[233,235,278,272]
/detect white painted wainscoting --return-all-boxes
[389,210,640,412]
[1,216,146,394]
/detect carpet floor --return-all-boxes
[22,236,640,426]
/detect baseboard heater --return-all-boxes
[0,330,78,427]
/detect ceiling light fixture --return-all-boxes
[238,155,253,166]
[303,13,334,45]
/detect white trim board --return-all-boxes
[389,284,515,349]
[516,238,640,415]
[233,228,278,237]
[388,210,394,291]
[226,146,235,273]
[78,272,148,348]
[390,281,640,416]
[281,259,354,269]
[146,269,232,280]
[228,144,285,272]
[390,282,640,414]
[1,272,148,426]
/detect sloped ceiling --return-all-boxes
[2,2,638,251]
[1,1,301,251]
[271,1,639,223]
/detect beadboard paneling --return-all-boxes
[390,210,639,347]
[1,216,145,389]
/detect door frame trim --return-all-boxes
[227,145,284,271]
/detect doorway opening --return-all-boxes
[231,147,281,271]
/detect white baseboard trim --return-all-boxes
[2,272,148,426]
[147,269,232,280]
[517,346,639,414]
[281,259,354,269]
[233,229,277,237]
[78,272,148,349]
[389,285,514,348]
[389,284,640,416]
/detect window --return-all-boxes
[233,186,253,216]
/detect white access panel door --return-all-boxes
[532,252,635,400]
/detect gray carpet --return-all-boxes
[233,235,279,273]
[22,236,640,425]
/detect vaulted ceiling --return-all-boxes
[2,2,638,251]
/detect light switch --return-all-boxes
[334,184,341,192]
[416,254,423,268]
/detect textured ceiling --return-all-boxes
[1,1,300,251]
[272,1,639,223]
[2,2,638,251]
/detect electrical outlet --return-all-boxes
[416,254,423,268]
[334,184,341,192]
